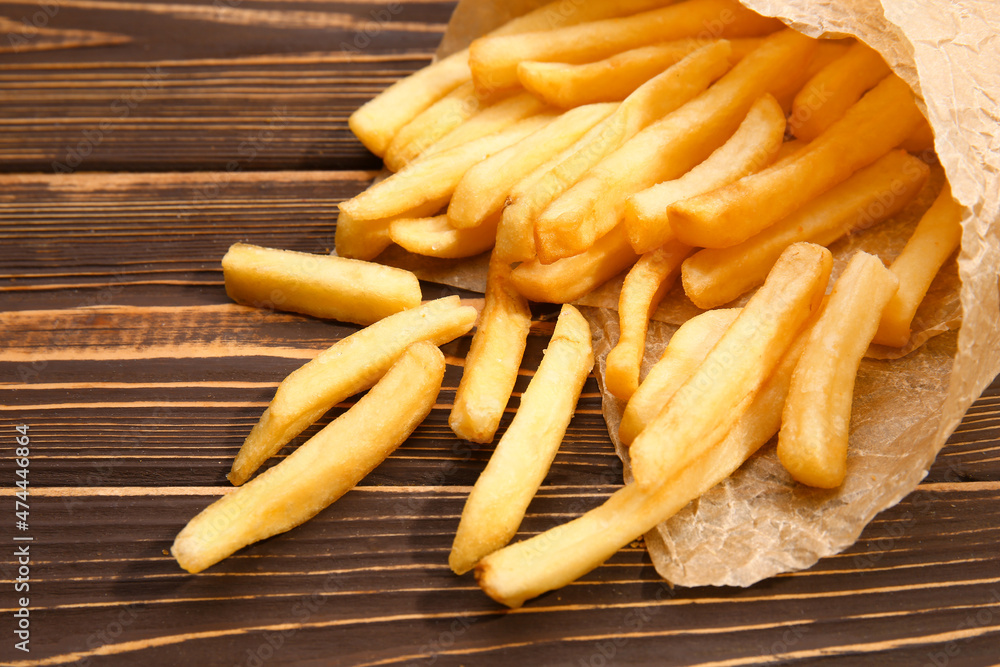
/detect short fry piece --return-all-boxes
[222,243,420,326]
[873,184,964,347]
[449,305,594,574]
[334,201,443,261]
[476,320,811,608]
[625,93,787,254]
[517,38,762,108]
[450,256,532,443]
[630,242,832,487]
[389,213,498,259]
[777,251,899,488]
[681,150,928,309]
[669,75,926,248]
[469,0,780,92]
[448,102,617,230]
[173,341,445,574]
[619,308,740,446]
[229,296,477,486]
[605,241,693,400]
[509,225,638,304]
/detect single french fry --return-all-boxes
[509,225,638,304]
[222,243,420,326]
[449,304,593,574]
[477,319,812,608]
[604,241,693,400]
[669,75,926,249]
[450,256,532,444]
[534,29,818,263]
[789,42,891,141]
[625,93,787,254]
[228,296,477,486]
[774,138,807,162]
[448,102,617,230]
[173,342,445,574]
[347,0,671,155]
[516,38,762,108]
[777,251,899,488]
[334,200,443,261]
[681,150,928,309]
[469,0,781,92]
[630,242,831,488]
[873,184,964,347]
[389,213,499,259]
[340,113,554,223]
[619,308,740,445]
[496,38,737,263]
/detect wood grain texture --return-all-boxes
[2,2,999,665]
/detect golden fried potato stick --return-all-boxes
[789,42,891,141]
[509,225,638,304]
[619,308,740,445]
[174,342,445,574]
[476,320,813,608]
[777,251,899,488]
[496,38,736,264]
[630,242,832,488]
[340,113,554,223]
[681,150,928,309]
[625,93,786,254]
[899,121,935,154]
[534,30,818,263]
[334,200,443,261]
[873,183,964,347]
[222,243,420,326]
[469,0,781,93]
[604,241,693,400]
[449,304,593,574]
[448,102,617,230]
[389,213,499,259]
[516,38,762,108]
[347,0,672,155]
[228,296,477,486]
[450,256,532,444]
[669,74,926,249]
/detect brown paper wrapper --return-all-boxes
[385,0,1000,587]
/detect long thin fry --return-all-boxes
[450,256,532,444]
[173,342,445,574]
[449,305,593,574]
[873,183,964,347]
[669,75,926,248]
[228,296,477,486]
[389,213,499,259]
[630,242,831,488]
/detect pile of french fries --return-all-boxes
[171,0,966,609]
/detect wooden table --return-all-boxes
[2,1,998,664]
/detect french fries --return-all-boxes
[334,200,442,261]
[618,308,740,446]
[630,242,832,488]
[222,243,420,326]
[449,304,593,574]
[450,256,532,443]
[469,0,781,92]
[509,224,638,304]
[448,102,617,230]
[389,213,499,259]
[173,341,445,574]
[517,38,762,108]
[477,315,814,608]
[777,252,899,488]
[681,150,929,309]
[228,296,477,486]
[873,184,964,347]
[604,241,692,400]
[534,29,818,263]
[669,75,927,248]
[624,93,787,254]
[496,38,736,263]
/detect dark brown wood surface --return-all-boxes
[1,2,998,665]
